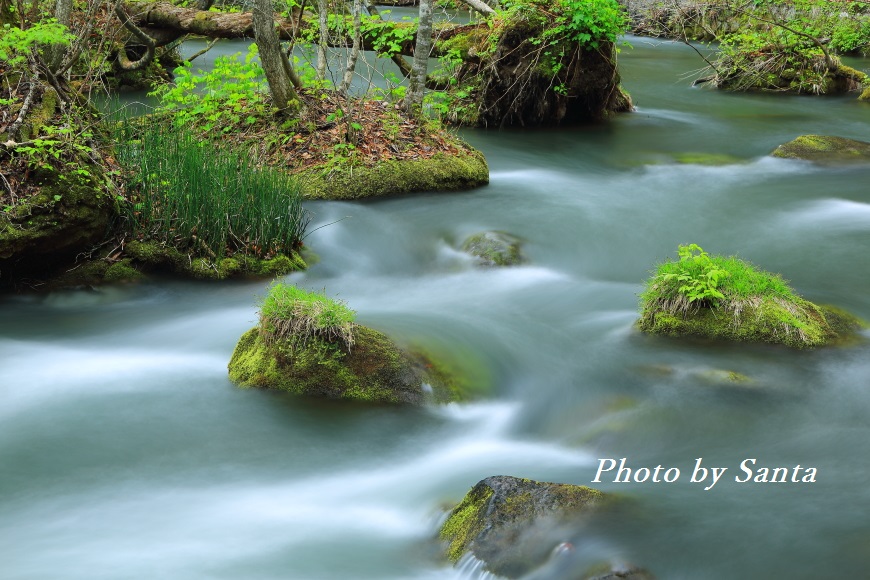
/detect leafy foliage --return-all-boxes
[642,244,798,313]
[149,46,269,130]
[0,20,71,66]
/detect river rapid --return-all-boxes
[2,36,870,579]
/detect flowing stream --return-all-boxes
[2,37,870,579]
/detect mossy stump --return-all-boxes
[440,476,606,577]
[639,246,864,348]
[771,135,870,164]
[228,325,459,404]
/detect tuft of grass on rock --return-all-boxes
[639,245,861,348]
[258,283,356,350]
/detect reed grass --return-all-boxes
[112,116,309,259]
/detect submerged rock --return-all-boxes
[228,325,460,404]
[461,231,524,267]
[771,135,870,164]
[439,476,607,577]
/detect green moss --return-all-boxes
[0,161,115,287]
[124,240,306,280]
[860,86,870,101]
[771,135,870,164]
[228,325,458,404]
[639,251,861,348]
[439,476,606,573]
[672,152,742,166]
[440,484,494,563]
[298,146,488,200]
[104,259,144,283]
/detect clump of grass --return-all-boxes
[639,245,846,348]
[112,116,309,260]
[259,283,356,350]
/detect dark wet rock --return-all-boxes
[439,476,607,577]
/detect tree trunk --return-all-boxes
[339,0,362,93]
[252,0,299,112]
[404,0,432,116]
[316,0,328,81]
[46,0,72,72]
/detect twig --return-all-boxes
[187,38,220,63]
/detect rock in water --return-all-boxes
[771,135,870,164]
[439,476,606,577]
[228,325,459,404]
[461,231,524,266]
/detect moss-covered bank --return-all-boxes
[639,246,864,348]
[298,144,488,201]
[771,135,870,164]
[228,325,462,404]
[440,476,607,577]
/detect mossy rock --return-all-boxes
[640,297,863,349]
[124,240,306,280]
[0,165,116,288]
[859,86,870,101]
[639,247,865,349]
[298,143,488,200]
[460,231,524,267]
[771,135,870,164]
[227,325,463,404]
[440,476,607,577]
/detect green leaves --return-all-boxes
[0,21,72,65]
[659,244,730,306]
[149,47,268,126]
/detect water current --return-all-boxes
[2,36,870,579]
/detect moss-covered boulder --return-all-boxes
[860,86,870,101]
[639,244,864,348]
[771,135,870,164]
[439,476,607,577]
[460,231,524,267]
[228,284,461,404]
[298,143,488,201]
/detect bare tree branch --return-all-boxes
[114,3,157,71]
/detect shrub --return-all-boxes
[259,283,356,350]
